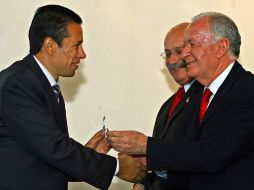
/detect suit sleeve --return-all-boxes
[2,74,116,189]
[147,77,254,174]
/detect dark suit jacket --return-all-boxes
[147,62,254,190]
[0,54,116,190]
[144,81,202,190]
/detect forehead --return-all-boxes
[165,26,186,48]
[184,17,212,42]
[65,22,83,40]
[60,22,83,47]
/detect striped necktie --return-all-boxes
[53,84,61,103]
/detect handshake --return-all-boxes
[85,129,148,184]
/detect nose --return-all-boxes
[166,53,180,65]
[78,46,86,59]
[180,44,190,60]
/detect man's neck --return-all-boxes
[34,53,58,81]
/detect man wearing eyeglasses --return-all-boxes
[107,23,202,190]
[109,12,254,190]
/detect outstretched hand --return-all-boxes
[132,184,145,190]
[107,130,148,154]
[85,130,111,154]
[117,154,146,183]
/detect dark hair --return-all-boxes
[29,4,82,54]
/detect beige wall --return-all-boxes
[1,0,254,189]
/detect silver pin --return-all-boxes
[102,116,106,133]
[186,97,190,103]
[102,116,109,143]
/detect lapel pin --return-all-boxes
[186,97,190,103]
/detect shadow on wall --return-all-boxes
[61,63,87,102]
[161,67,178,92]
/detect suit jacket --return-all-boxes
[147,62,254,190]
[0,54,116,190]
[144,81,202,190]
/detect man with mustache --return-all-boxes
[109,12,254,190]
[112,22,202,190]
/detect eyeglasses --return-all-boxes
[160,47,184,59]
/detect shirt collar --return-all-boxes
[33,55,59,87]
[207,61,234,95]
[183,80,195,93]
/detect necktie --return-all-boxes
[198,88,212,123]
[168,86,185,117]
[53,84,61,103]
[52,84,68,134]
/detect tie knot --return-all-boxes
[176,86,185,98]
[53,84,60,94]
[53,84,61,103]
[203,88,212,100]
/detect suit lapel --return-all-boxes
[198,62,244,127]
[153,98,172,137]
[24,54,69,135]
[159,96,187,138]
[160,81,203,138]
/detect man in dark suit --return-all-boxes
[132,23,202,190]
[108,12,254,190]
[108,23,202,190]
[0,4,145,190]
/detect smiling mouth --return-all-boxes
[72,62,80,66]
[72,63,79,69]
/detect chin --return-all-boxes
[188,71,198,78]
[61,72,76,78]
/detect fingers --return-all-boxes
[117,154,147,183]
[85,130,105,148]
[132,184,144,190]
[107,130,126,137]
[107,131,135,152]
[119,153,147,166]
[132,155,146,166]
[91,130,105,142]
[107,135,131,152]
[107,130,148,154]
[107,130,136,142]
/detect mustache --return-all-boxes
[166,60,187,70]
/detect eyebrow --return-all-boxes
[73,40,83,46]
[165,46,184,51]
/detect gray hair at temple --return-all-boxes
[192,12,241,59]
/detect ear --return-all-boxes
[42,37,57,56]
[216,38,230,58]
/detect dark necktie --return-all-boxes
[168,86,185,117]
[52,84,68,134]
[53,84,61,103]
[53,84,65,110]
[198,88,212,123]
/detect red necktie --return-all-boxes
[168,87,185,117]
[198,88,212,123]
